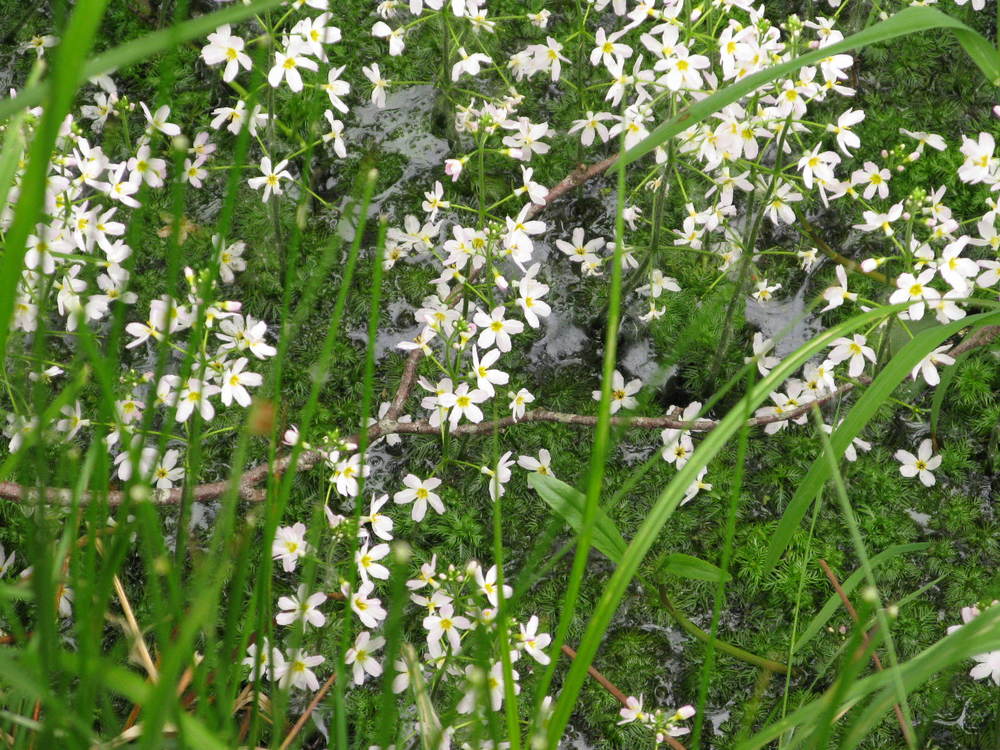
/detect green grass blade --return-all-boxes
[544,305,896,746]
[763,310,1000,574]
[793,542,931,653]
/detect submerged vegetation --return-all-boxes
[0,0,999,748]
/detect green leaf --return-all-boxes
[527,473,626,563]
[661,553,732,583]
[623,7,1000,168]
[763,311,1000,574]
[793,543,931,653]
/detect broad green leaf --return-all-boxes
[662,553,732,583]
[623,7,1000,167]
[763,311,1000,574]
[793,542,931,653]
[527,473,627,563]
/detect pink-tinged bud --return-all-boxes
[860,258,878,272]
[676,705,696,720]
[222,300,242,312]
[444,158,464,181]
[283,425,299,446]
[993,105,1000,120]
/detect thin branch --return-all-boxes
[277,671,336,750]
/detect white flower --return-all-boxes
[508,388,535,421]
[481,451,515,501]
[821,265,857,311]
[372,21,406,56]
[827,334,876,378]
[517,448,554,477]
[517,615,552,664]
[889,269,939,321]
[362,63,390,108]
[322,110,347,158]
[348,580,388,628]
[345,631,385,685]
[362,494,395,541]
[594,370,641,414]
[969,650,1000,685]
[894,439,941,487]
[140,103,181,137]
[275,650,324,691]
[247,157,293,203]
[215,237,246,284]
[474,306,523,352]
[393,474,444,522]
[276,585,327,628]
[330,452,369,497]
[268,38,318,92]
[618,695,647,725]
[470,346,509,396]
[423,603,471,652]
[356,541,391,581]
[746,333,781,377]
[201,25,251,82]
[475,563,511,607]
[272,523,310,572]
[243,636,283,681]
[752,279,781,302]
[220,357,262,407]
[56,401,90,440]
[152,448,184,490]
[438,383,488,428]
[321,65,350,112]
[910,346,955,386]
[176,379,220,423]
[451,47,492,81]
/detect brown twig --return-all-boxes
[561,644,687,750]
[818,559,911,744]
[277,671,336,750]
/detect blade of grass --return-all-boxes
[542,303,901,748]
[764,310,1000,574]
[793,543,931,653]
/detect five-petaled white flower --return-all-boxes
[268,38,318,92]
[394,473,445,522]
[201,25,252,82]
[594,370,641,414]
[247,157,293,203]
[345,630,385,685]
[275,585,327,628]
[272,523,310,572]
[894,439,941,487]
